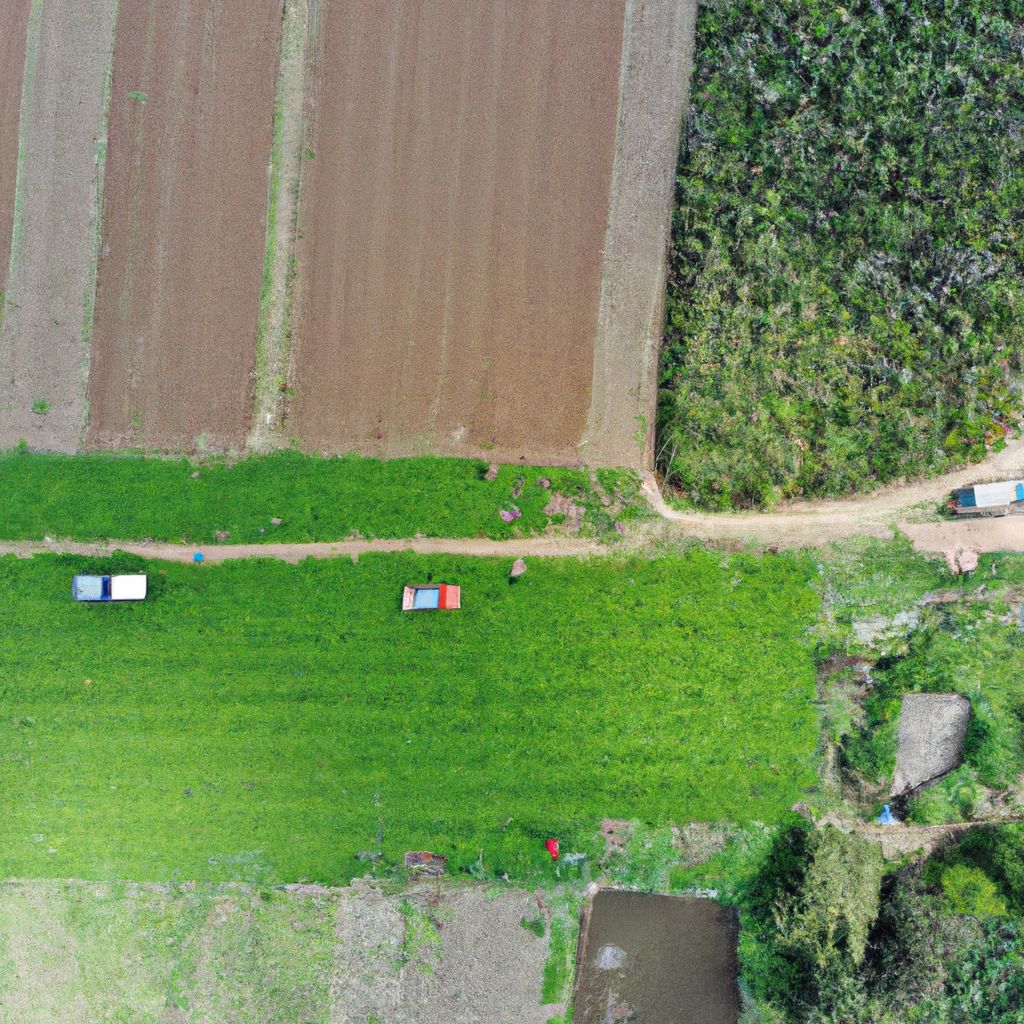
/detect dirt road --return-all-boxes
[0,536,603,565]
[87,0,283,451]
[640,435,1024,550]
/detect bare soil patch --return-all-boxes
[902,518,1024,559]
[0,0,31,295]
[86,0,284,451]
[892,693,972,797]
[0,0,118,452]
[290,0,626,464]
[331,881,562,1024]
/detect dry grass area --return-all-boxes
[0,880,562,1024]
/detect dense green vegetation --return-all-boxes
[841,601,1024,822]
[659,0,1024,508]
[0,549,819,883]
[0,448,646,543]
[675,822,1024,1023]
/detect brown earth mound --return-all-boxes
[289,0,627,463]
[0,0,31,294]
[86,0,284,451]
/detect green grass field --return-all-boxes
[0,449,647,543]
[0,549,820,884]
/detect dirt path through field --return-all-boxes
[0,0,31,298]
[0,0,118,452]
[248,0,312,450]
[0,512,1017,564]
[641,435,1024,549]
[86,0,284,451]
[821,814,1024,860]
[0,536,604,564]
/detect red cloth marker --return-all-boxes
[545,838,560,861]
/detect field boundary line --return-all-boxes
[0,0,42,338]
[248,0,311,450]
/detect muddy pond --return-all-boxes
[574,890,739,1024]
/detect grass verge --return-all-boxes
[0,448,650,543]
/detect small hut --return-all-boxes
[950,480,1024,517]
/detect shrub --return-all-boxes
[941,865,1008,918]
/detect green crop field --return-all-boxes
[0,549,819,884]
[0,448,647,544]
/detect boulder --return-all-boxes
[892,693,971,795]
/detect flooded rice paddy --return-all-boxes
[574,890,739,1024]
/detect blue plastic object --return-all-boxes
[193,552,205,563]
[877,804,897,826]
[412,587,441,610]
[72,575,111,601]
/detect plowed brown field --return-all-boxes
[0,0,30,294]
[86,0,284,451]
[0,0,118,452]
[290,0,627,463]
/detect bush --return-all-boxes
[929,825,1024,912]
[739,825,885,1017]
[659,0,1024,508]
[941,865,1008,918]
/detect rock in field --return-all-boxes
[892,693,972,796]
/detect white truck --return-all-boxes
[71,575,148,602]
